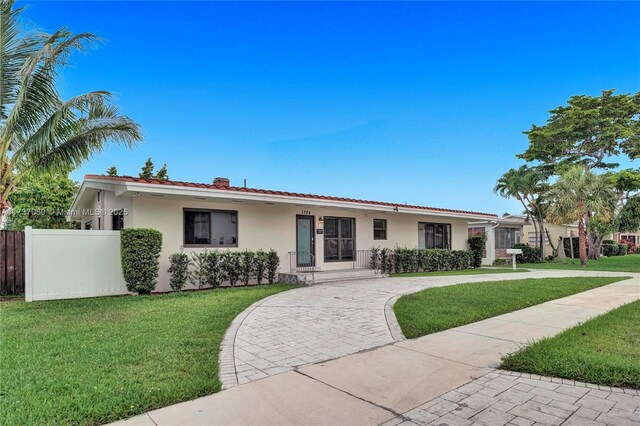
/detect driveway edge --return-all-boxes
[218,292,291,389]
[384,294,406,341]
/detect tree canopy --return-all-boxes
[546,166,617,266]
[618,195,640,233]
[6,172,78,230]
[518,90,640,171]
[138,158,169,181]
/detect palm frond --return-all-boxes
[0,0,141,197]
[0,0,41,119]
[23,115,141,175]
[4,29,102,149]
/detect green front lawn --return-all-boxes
[0,285,297,426]
[501,300,640,389]
[391,268,529,278]
[393,277,628,339]
[520,254,640,273]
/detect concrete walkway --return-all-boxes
[111,271,640,426]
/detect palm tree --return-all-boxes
[494,166,548,258]
[546,166,616,267]
[0,0,142,221]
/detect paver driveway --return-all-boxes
[219,269,637,388]
[114,273,639,426]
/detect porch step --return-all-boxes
[278,269,387,285]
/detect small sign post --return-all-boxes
[506,248,523,271]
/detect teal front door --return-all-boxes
[296,215,315,267]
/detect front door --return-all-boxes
[296,215,315,267]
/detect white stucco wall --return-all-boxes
[81,189,133,230]
[523,223,577,254]
[468,223,494,265]
[128,196,471,292]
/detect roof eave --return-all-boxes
[115,180,496,220]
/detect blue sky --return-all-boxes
[21,1,640,214]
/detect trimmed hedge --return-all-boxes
[169,248,280,290]
[121,228,162,294]
[602,242,630,257]
[562,237,582,258]
[371,247,472,274]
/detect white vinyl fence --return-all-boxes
[25,227,128,301]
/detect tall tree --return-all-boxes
[5,172,78,230]
[546,166,616,267]
[618,195,640,234]
[139,158,154,179]
[105,165,118,176]
[0,0,142,222]
[518,90,640,171]
[598,168,640,250]
[155,163,169,181]
[494,165,549,258]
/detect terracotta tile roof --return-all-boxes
[85,174,498,218]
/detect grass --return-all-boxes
[393,276,628,339]
[0,284,297,426]
[501,300,640,389]
[520,254,640,273]
[391,268,529,278]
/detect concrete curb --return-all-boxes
[384,294,406,341]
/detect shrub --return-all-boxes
[379,248,393,274]
[204,250,226,288]
[602,244,618,257]
[394,248,412,274]
[620,239,635,255]
[562,237,581,258]
[239,250,256,286]
[266,249,280,284]
[189,250,209,289]
[255,250,268,285]
[167,252,190,292]
[372,248,472,273]
[223,251,241,287]
[618,243,628,256]
[120,228,162,294]
[369,247,381,271]
[512,243,541,263]
[468,234,486,268]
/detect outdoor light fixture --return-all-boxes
[318,216,323,224]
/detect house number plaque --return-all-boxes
[300,209,312,215]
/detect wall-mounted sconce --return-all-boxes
[318,216,324,224]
